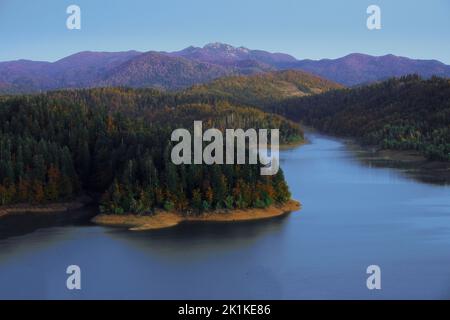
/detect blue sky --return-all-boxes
[1,0,449,63]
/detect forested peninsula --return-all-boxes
[0,86,304,226]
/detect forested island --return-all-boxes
[0,85,304,227]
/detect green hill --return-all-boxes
[186,70,343,110]
[279,75,450,161]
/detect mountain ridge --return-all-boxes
[284,52,450,86]
[1,42,449,93]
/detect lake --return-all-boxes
[0,132,449,299]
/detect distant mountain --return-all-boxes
[186,70,342,109]
[0,51,141,92]
[99,51,237,90]
[50,50,142,88]
[0,81,18,94]
[170,42,297,68]
[0,46,258,93]
[219,59,275,75]
[1,43,449,93]
[0,60,53,92]
[285,53,450,86]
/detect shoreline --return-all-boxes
[301,127,450,185]
[92,199,301,231]
[343,138,450,185]
[279,138,308,150]
[0,195,93,219]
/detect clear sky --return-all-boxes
[1,0,449,63]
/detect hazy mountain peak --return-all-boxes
[171,42,297,68]
[204,42,234,49]
[202,42,249,52]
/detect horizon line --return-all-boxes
[1,42,448,65]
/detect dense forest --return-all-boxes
[0,88,300,214]
[188,73,450,163]
[185,72,450,162]
[278,75,450,161]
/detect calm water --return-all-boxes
[1,133,450,299]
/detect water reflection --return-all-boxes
[104,214,291,259]
[348,143,450,186]
[0,206,97,240]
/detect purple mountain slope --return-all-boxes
[49,50,142,87]
[285,53,450,86]
[99,51,236,90]
[0,43,449,93]
[0,51,141,92]
[0,60,53,92]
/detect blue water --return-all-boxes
[0,133,449,299]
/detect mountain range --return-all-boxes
[1,42,449,93]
